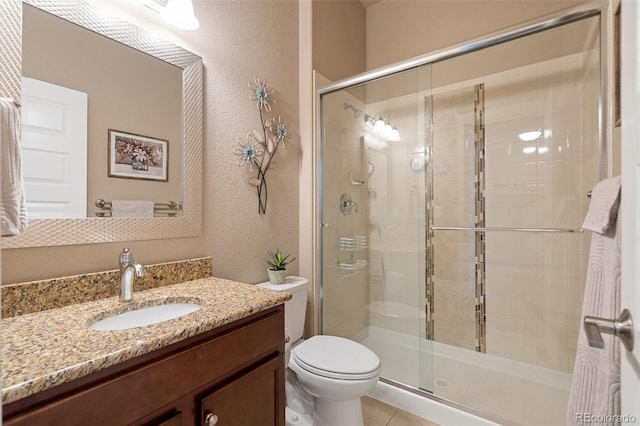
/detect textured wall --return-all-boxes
[3,0,299,284]
[365,0,593,70]
[312,0,366,82]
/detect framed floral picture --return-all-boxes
[108,129,168,182]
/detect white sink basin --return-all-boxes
[90,302,202,331]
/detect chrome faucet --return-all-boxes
[118,247,147,302]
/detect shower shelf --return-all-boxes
[339,259,368,271]
[350,172,367,186]
[339,236,367,251]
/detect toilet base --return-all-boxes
[286,406,313,426]
[313,397,364,426]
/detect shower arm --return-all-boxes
[343,103,362,118]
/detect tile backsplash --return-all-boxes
[2,257,212,318]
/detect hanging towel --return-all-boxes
[582,175,622,234]
[0,97,28,236]
[567,176,622,425]
[111,200,155,217]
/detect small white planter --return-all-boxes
[267,269,287,285]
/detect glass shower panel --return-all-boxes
[427,15,600,425]
[417,63,433,393]
[429,85,483,352]
[320,86,370,340]
[320,67,430,390]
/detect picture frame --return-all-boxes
[108,129,168,182]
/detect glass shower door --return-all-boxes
[320,67,432,392]
[424,15,600,425]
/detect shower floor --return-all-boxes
[355,326,571,425]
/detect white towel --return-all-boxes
[567,176,622,425]
[582,175,622,234]
[0,97,28,236]
[111,200,154,217]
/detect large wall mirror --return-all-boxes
[0,0,203,248]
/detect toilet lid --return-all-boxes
[292,335,381,380]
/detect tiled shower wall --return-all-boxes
[483,50,599,373]
[426,49,598,372]
[322,49,598,375]
[321,91,370,339]
[430,86,479,351]
[365,88,426,339]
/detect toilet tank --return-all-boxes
[257,276,308,345]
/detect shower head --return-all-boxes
[343,103,363,118]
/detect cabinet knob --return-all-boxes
[205,413,219,425]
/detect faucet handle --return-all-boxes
[120,247,134,264]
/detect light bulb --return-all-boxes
[388,128,401,142]
[365,115,376,129]
[161,0,200,30]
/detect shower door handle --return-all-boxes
[583,309,634,351]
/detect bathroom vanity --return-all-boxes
[1,277,290,425]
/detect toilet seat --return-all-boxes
[291,335,381,380]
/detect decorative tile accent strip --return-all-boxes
[2,257,212,318]
[474,83,487,353]
[424,94,435,342]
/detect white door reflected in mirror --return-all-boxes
[21,77,87,218]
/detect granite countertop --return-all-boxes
[1,277,291,405]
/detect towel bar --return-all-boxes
[430,226,584,234]
[94,199,182,217]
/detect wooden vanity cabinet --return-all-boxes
[3,305,286,426]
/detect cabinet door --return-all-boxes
[200,356,285,426]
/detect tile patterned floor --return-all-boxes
[362,396,440,426]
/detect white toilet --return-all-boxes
[258,276,381,426]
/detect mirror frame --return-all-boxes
[0,0,203,248]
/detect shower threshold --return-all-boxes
[356,326,571,425]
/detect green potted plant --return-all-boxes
[266,249,295,285]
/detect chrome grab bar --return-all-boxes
[430,226,583,234]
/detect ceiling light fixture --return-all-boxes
[365,114,401,142]
[159,0,200,30]
[388,127,401,142]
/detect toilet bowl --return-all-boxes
[257,277,381,426]
[288,335,381,426]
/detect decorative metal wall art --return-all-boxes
[234,77,291,214]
